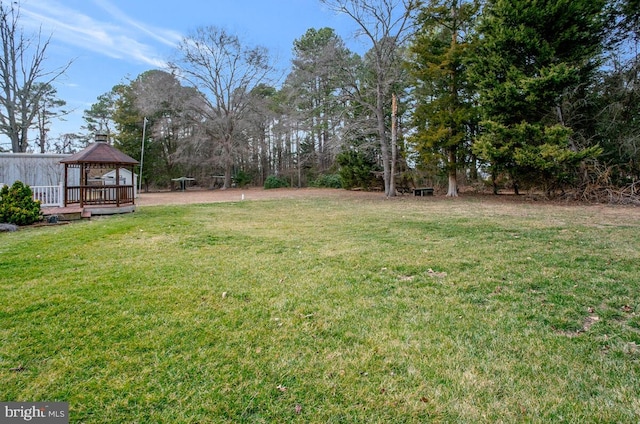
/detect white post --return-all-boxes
[58,182,63,207]
[138,117,147,195]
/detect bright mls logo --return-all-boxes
[0,402,68,423]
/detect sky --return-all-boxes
[4,0,365,150]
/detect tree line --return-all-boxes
[2,0,639,199]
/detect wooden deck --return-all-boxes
[41,206,90,221]
[42,204,136,220]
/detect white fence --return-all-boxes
[31,184,64,207]
[1,183,63,207]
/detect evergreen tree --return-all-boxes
[409,0,479,196]
[83,91,119,142]
[34,83,67,153]
[471,0,607,195]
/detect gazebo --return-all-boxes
[60,134,138,213]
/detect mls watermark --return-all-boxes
[0,402,68,423]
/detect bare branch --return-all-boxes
[170,26,276,188]
[0,1,73,152]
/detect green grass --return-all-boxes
[1,194,639,422]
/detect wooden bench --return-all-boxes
[414,187,434,196]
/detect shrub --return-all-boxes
[0,181,42,226]
[264,175,289,189]
[311,174,343,189]
[233,170,252,188]
[336,150,377,189]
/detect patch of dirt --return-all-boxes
[559,315,600,338]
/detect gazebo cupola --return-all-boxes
[60,134,138,209]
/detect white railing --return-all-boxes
[31,184,64,207]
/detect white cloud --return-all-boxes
[18,0,181,68]
[93,0,181,48]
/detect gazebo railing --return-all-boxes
[65,185,135,207]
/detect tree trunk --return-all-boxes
[390,93,398,197]
[492,172,499,195]
[378,89,394,197]
[19,125,29,152]
[469,153,478,181]
[223,134,233,189]
[447,7,459,198]
[260,126,269,185]
[378,114,392,196]
[447,146,458,197]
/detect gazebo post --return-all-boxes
[81,163,86,207]
[63,164,68,207]
[115,167,120,207]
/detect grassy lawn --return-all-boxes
[1,194,639,422]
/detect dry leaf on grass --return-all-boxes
[427,268,447,278]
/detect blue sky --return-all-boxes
[8,0,364,149]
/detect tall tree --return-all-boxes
[53,132,83,154]
[409,0,479,196]
[170,27,276,189]
[110,84,142,153]
[321,0,418,196]
[0,1,71,152]
[289,28,350,174]
[588,0,640,188]
[132,70,202,185]
[471,0,607,195]
[34,83,67,153]
[83,91,119,142]
[244,83,278,185]
[84,84,142,166]
[272,84,304,185]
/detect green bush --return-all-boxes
[0,181,42,225]
[336,150,377,189]
[264,175,289,189]
[233,170,252,188]
[311,174,343,189]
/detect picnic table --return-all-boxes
[172,177,195,191]
[414,187,434,196]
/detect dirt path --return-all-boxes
[136,187,380,206]
[135,187,639,226]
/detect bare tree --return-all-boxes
[0,1,72,152]
[321,0,417,196]
[170,26,276,189]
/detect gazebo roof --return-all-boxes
[60,141,138,165]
